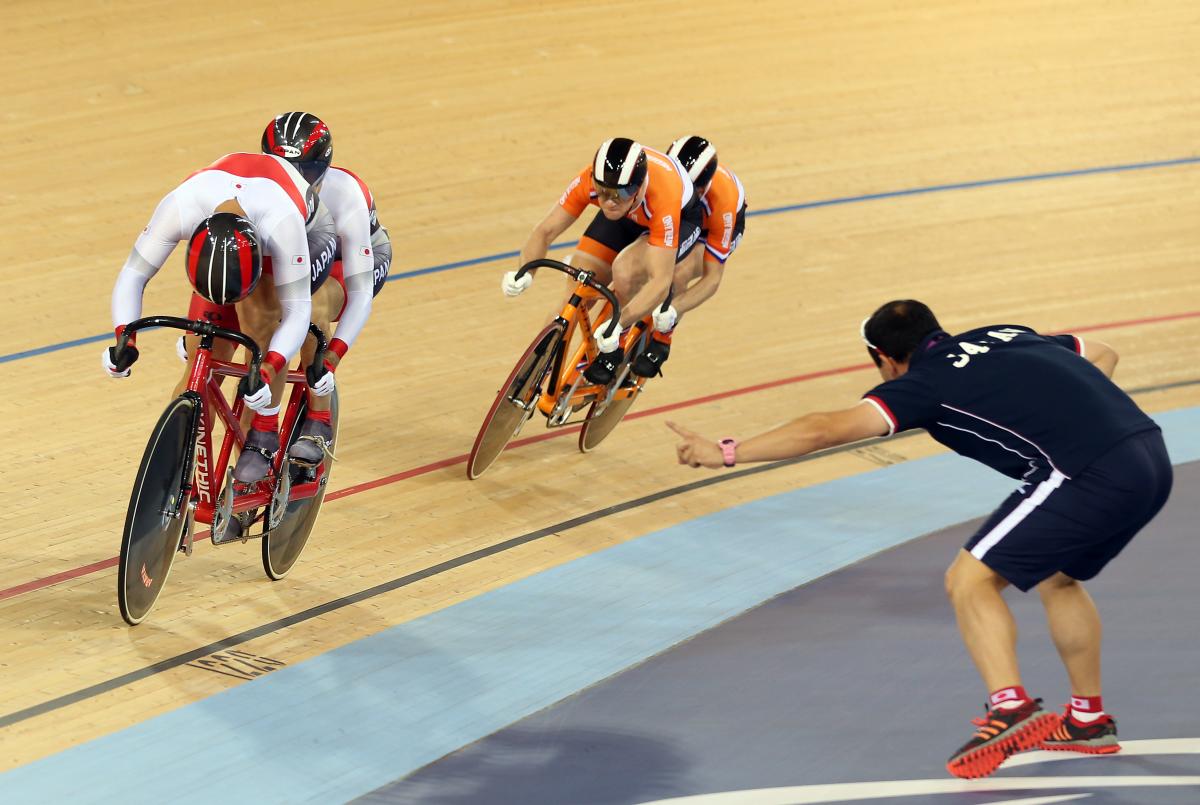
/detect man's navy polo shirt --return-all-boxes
[862,325,1159,483]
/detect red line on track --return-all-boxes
[3,309,1196,602]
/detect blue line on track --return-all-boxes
[6,154,1197,366]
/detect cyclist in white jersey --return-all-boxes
[106,152,314,484]
[261,112,391,464]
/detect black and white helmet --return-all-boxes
[667,135,718,191]
[592,137,648,199]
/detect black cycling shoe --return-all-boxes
[632,339,670,377]
[584,347,624,385]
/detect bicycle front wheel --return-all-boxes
[262,390,339,580]
[118,393,197,625]
[467,323,564,479]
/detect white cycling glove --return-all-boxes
[176,335,189,364]
[242,374,275,412]
[101,347,131,379]
[501,271,533,297]
[311,367,337,397]
[652,304,678,333]
[593,320,622,353]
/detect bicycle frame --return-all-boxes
[114,315,329,532]
[186,348,323,526]
[536,284,647,423]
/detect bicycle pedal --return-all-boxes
[287,455,320,469]
[268,468,292,529]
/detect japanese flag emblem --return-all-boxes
[293,255,306,265]
[360,247,372,257]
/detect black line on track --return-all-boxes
[2,376,1194,728]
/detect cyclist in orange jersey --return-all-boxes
[503,137,702,384]
[629,136,748,377]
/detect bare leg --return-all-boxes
[663,248,703,330]
[235,277,288,425]
[672,248,703,295]
[304,280,344,415]
[945,549,1022,692]
[547,252,613,325]
[1038,572,1102,696]
[609,239,651,309]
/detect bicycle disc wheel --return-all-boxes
[579,384,642,452]
[467,323,564,479]
[118,394,197,625]
[262,389,339,580]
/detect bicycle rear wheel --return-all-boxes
[118,393,197,625]
[579,330,650,452]
[262,390,339,580]
[467,323,564,479]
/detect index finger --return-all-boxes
[665,420,699,440]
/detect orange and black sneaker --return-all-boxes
[946,698,1060,779]
[1040,706,1120,754]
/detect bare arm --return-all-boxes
[518,205,577,274]
[672,256,724,316]
[1081,338,1118,378]
[667,401,891,469]
[618,244,675,327]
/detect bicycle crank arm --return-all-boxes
[600,366,634,409]
[268,466,291,530]
[210,473,237,546]
[548,376,587,426]
[179,499,197,557]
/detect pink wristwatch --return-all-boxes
[719,438,738,467]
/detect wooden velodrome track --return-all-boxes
[1,0,1197,776]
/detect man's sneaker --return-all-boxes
[583,347,624,386]
[233,427,279,484]
[1040,706,1120,754]
[287,418,334,466]
[946,698,1060,779]
[632,339,670,377]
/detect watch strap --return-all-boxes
[718,437,738,467]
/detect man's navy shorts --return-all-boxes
[965,429,1173,591]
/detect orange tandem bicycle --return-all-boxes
[467,258,665,478]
